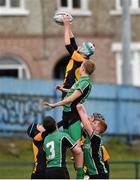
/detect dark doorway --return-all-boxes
[0,69,18,78]
[54,55,71,80]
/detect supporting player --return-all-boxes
[27,123,48,179]
[77,103,109,179]
[43,116,84,179]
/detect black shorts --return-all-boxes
[31,171,45,179]
[62,111,80,129]
[104,161,110,179]
[90,173,109,179]
[45,167,70,179]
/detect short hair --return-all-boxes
[93,113,106,121]
[93,113,107,134]
[82,60,96,75]
[96,119,107,134]
[43,116,56,134]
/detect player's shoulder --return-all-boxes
[53,130,65,137]
[78,76,91,84]
[72,51,85,62]
[59,131,71,138]
[27,123,38,138]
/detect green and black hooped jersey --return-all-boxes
[83,130,108,176]
[43,130,76,167]
[63,75,92,127]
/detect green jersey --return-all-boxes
[62,75,92,133]
[83,130,108,175]
[64,75,92,112]
[43,130,76,168]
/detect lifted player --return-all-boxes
[56,15,95,98]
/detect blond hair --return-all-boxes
[82,60,96,75]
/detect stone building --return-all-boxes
[0,0,140,86]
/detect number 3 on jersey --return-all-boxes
[46,141,55,160]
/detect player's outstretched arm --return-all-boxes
[63,15,71,45]
[55,85,69,93]
[77,103,93,137]
[63,15,77,54]
[43,90,82,108]
[69,24,78,50]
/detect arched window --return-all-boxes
[53,55,71,80]
[0,57,30,79]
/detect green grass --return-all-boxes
[110,164,138,179]
[0,166,32,179]
[0,137,140,179]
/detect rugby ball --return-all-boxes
[53,12,73,25]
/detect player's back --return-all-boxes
[63,51,85,89]
[43,130,75,168]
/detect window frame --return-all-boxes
[112,42,140,87]
[110,0,140,16]
[56,0,91,16]
[116,0,140,10]
[0,57,30,79]
[0,0,29,16]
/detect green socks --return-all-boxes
[76,167,84,179]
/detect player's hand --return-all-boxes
[76,103,83,110]
[55,85,63,91]
[62,15,70,24]
[37,124,45,132]
[43,101,56,108]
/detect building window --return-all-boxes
[11,0,20,7]
[0,0,29,16]
[57,0,91,16]
[112,42,140,87]
[0,57,30,79]
[110,0,140,15]
[0,0,6,6]
[116,0,140,10]
[61,0,68,7]
[73,0,81,8]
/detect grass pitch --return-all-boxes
[0,137,140,179]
